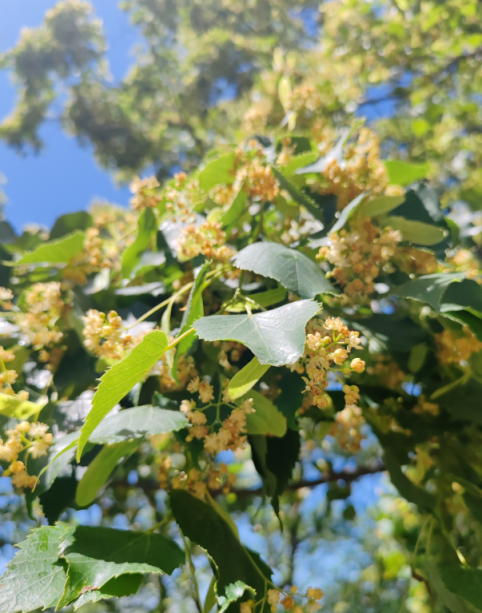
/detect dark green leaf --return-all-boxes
[233,243,336,298]
[271,168,323,222]
[57,526,185,608]
[440,566,482,611]
[440,279,482,313]
[394,273,465,311]
[194,300,320,366]
[170,490,271,608]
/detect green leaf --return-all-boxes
[205,576,218,613]
[408,343,428,373]
[199,153,235,191]
[383,216,446,246]
[283,152,317,175]
[90,406,188,445]
[357,195,405,218]
[194,300,320,366]
[225,287,287,313]
[220,186,247,228]
[295,132,346,175]
[69,574,143,610]
[40,431,79,493]
[17,230,85,265]
[76,439,141,506]
[233,243,336,299]
[385,160,430,186]
[274,369,304,429]
[218,582,256,613]
[171,260,210,378]
[50,211,93,240]
[228,357,270,400]
[77,330,169,461]
[121,208,158,278]
[271,168,323,222]
[0,524,70,613]
[437,379,482,425]
[57,525,185,608]
[170,490,271,608]
[440,279,482,313]
[394,273,465,311]
[330,192,366,233]
[442,310,482,342]
[390,184,444,224]
[243,390,287,437]
[440,566,482,611]
[0,393,44,420]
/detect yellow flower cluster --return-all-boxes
[130,176,161,211]
[0,421,53,489]
[177,220,235,262]
[317,129,398,211]
[447,248,481,281]
[63,227,116,285]
[330,404,365,454]
[82,309,136,360]
[0,287,13,310]
[203,400,254,455]
[241,585,323,613]
[435,328,482,365]
[302,317,364,411]
[317,218,401,299]
[0,346,28,398]
[165,172,199,222]
[245,159,280,202]
[367,356,406,390]
[17,282,65,349]
[289,83,324,114]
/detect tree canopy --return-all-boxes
[1,2,482,613]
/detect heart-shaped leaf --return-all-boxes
[233,242,336,298]
[194,300,320,366]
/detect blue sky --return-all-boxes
[0,0,139,232]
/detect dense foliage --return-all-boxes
[3,1,482,612]
[0,124,482,612]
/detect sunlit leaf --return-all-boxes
[77,330,169,460]
[194,300,320,366]
[385,160,430,186]
[233,243,336,298]
[17,231,85,265]
[121,208,157,278]
[228,357,270,400]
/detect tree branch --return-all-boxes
[110,462,386,498]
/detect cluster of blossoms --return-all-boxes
[177,220,235,262]
[435,328,482,365]
[0,287,13,310]
[130,176,162,211]
[82,310,137,360]
[330,404,365,453]
[300,316,365,411]
[0,422,53,489]
[446,248,481,281]
[288,83,324,114]
[315,129,401,210]
[162,462,238,500]
[317,217,401,299]
[242,586,323,613]
[64,226,119,285]
[164,172,199,222]
[0,346,28,398]
[16,282,65,349]
[367,356,406,390]
[180,379,256,456]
